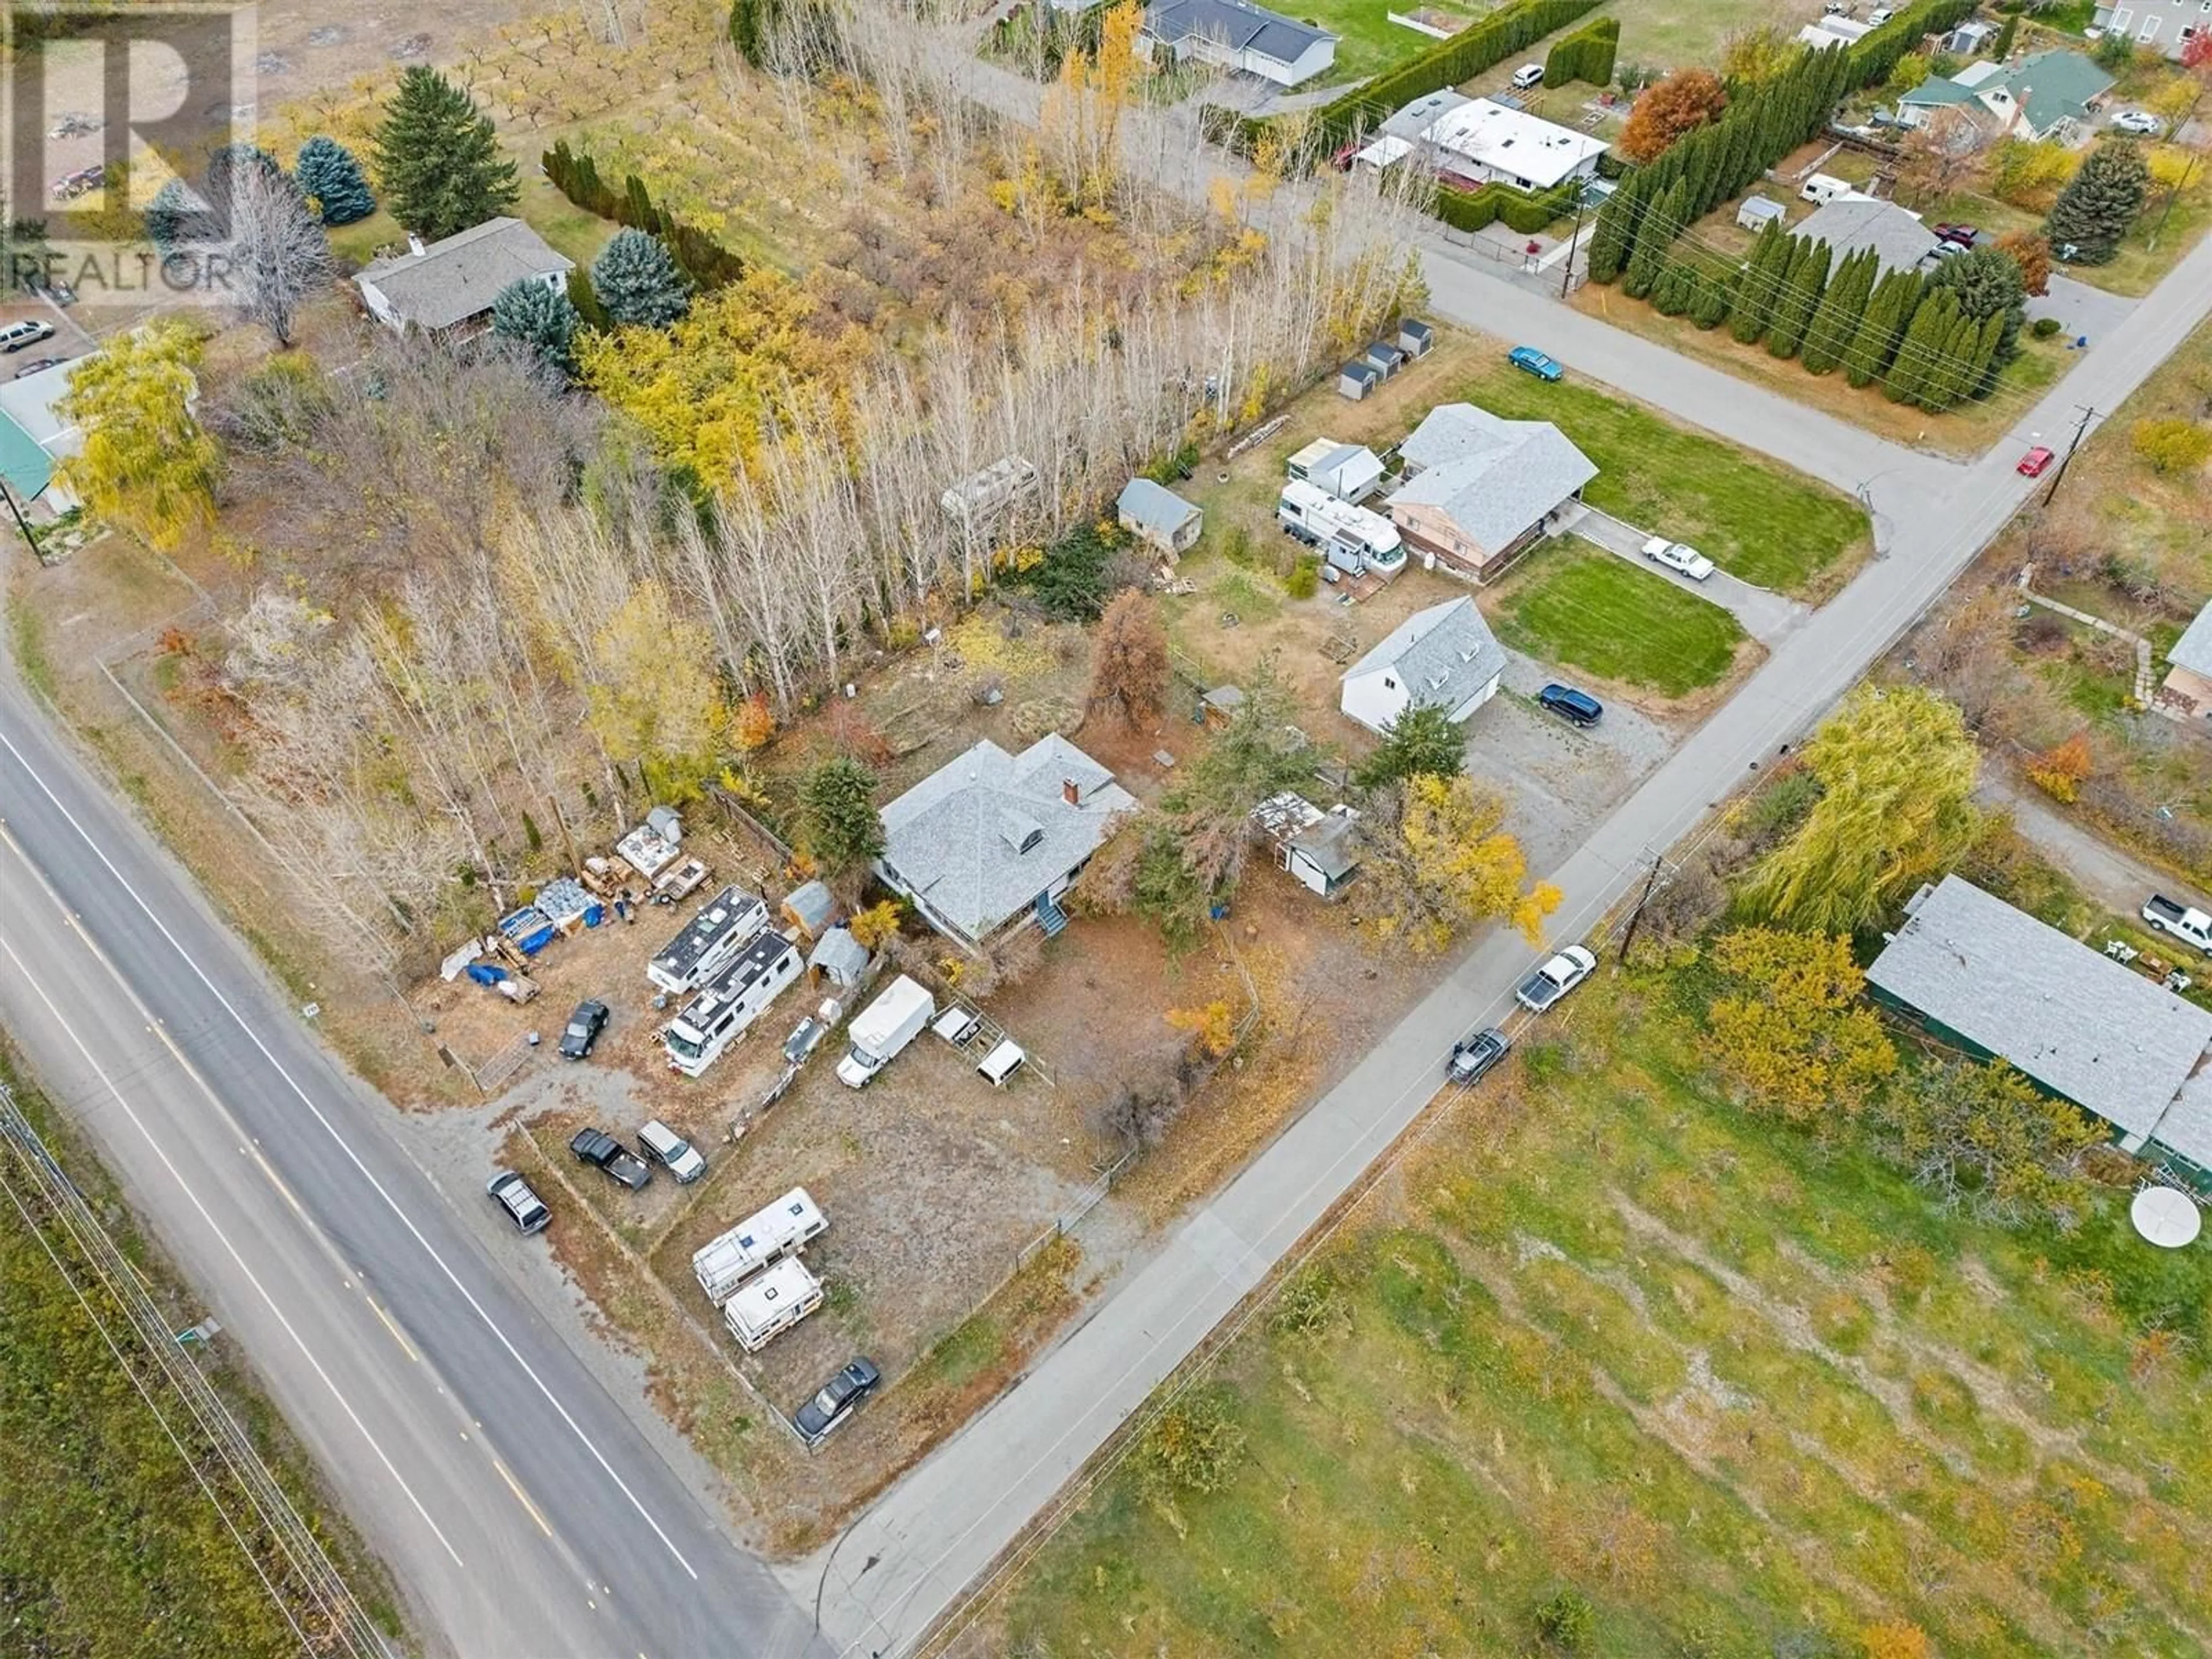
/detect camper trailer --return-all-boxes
[722,1256,824,1352]
[1276,479,1406,576]
[691,1187,828,1304]
[646,886,770,994]
[662,931,803,1077]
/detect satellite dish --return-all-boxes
[2131,1185,2202,1249]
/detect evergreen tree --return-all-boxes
[1653,262,1696,316]
[1800,247,1874,375]
[2043,139,2150,264]
[1690,270,1732,329]
[293,135,375,225]
[1587,183,1643,284]
[565,267,609,332]
[1884,289,1957,405]
[1623,179,1687,300]
[1766,237,1831,359]
[1729,221,1790,344]
[589,228,692,328]
[1843,270,1920,388]
[1923,245,2026,389]
[489,276,579,377]
[372,66,518,242]
[145,179,197,256]
[1991,12,2018,57]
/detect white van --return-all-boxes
[722,1256,823,1352]
[1509,63,1545,90]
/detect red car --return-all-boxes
[2017,445,2055,477]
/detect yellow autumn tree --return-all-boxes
[1166,999,1237,1057]
[1703,927,1897,1123]
[575,268,863,481]
[1040,1,1146,216]
[1357,774,1561,955]
[847,899,904,950]
[585,580,724,798]
[55,321,219,551]
[1859,1620,1930,1659]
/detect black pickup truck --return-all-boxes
[569,1127,652,1191]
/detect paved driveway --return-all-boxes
[1563,503,1812,647]
[2027,274,2137,350]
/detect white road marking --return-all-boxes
[0,911,465,1568]
[0,725,701,1581]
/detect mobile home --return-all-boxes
[662,930,804,1077]
[692,1186,828,1304]
[1276,479,1406,576]
[647,886,770,994]
[721,1256,824,1352]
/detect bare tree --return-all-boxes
[203,163,335,347]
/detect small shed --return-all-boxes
[1737,195,1786,232]
[1252,791,1361,899]
[1199,684,1246,728]
[1363,339,1407,377]
[1396,317,1434,358]
[806,926,870,988]
[782,879,835,940]
[1946,17,1994,55]
[1116,477,1203,556]
[1337,359,1380,400]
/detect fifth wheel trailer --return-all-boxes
[692,1186,828,1304]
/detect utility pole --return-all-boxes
[0,478,36,555]
[2149,149,2200,253]
[1615,851,1667,964]
[1559,183,1590,299]
[2042,404,2096,506]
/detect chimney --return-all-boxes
[407,232,426,259]
[1062,777,1080,806]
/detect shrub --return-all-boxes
[1535,1587,1597,1650]
[2131,416,2212,474]
[1283,552,1320,599]
[1543,15,1619,87]
[540,139,745,290]
[2031,314,2063,339]
[1136,1387,1247,1499]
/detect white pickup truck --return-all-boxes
[2142,895,2212,955]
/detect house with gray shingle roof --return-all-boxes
[1339,596,1504,737]
[1388,403,1597,582]
[355,217,574,335]
[1796,196,1942,277]
[1139,0,1336,88]
[1896,50,2113,146]
[1116,477,1203,556]
[2157,599,2212,718]
[874,734,1136,950]
[1867,874,2212,1181]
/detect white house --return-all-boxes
[875,734,1136,950]
[353,217,574,335]
[1388,402,1597,582]
[1339,597,1505,736]
[1286,438,1384,503]
[1355,93,1607,192]
[1138,0,1336,88]
[1796,14,1873,48]
[2092,0,2207,59]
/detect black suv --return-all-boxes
[1538,683,1603,728]
[559,999,609,1060]
[487,1170,550,1234]
[569,1127,651,1191]
[794,1358,881,1446]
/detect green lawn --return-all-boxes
[1291,0,1489,86]
[1455,354,1870,597]
[1489,540,1747,695]
[326,144,619,275]
[1001,960,2212,1658]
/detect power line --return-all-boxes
[0,1079,391,1659]
[2041,402,2098,505]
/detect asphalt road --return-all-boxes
[802,218,2212,1657]
[0,684,823,1659]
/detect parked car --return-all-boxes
[1507,344,1564,382]
[0,319,55,354]
[569,1127,651,1191]
[1537,683,1603,728]
[1931,222,1980,248]
[486,1169,550,1234]
[12,357,62,379]
[1509,62,1545,90]
[1867,5,1893,21]
[2111,109,2164,137]
[1515,944,1597,1014]
[2016,445,2055,478]
[637,1118,707,1183]
[1641,536,1715,581]
[793,1357,881,1445]
[1447,1026,1513,1086]
[558,998,609,1060]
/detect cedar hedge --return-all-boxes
[541,139,746,291]
[1434,177,1580,234]
[1543,16,1618,89]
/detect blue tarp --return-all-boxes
[498,906,556,955]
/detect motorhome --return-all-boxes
[646,886,769,994]
[662,930,803,1077]
[722,1256,824,1352]
[1276,479,1406,576]
[691,1186,827,1304]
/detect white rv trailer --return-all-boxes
[662,930,803,1077]
[722,1256,824,1352]
[691,1186,828,1304]
[1275,479,1405,575]
[647,886,770,995]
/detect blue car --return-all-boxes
[1508,345,1564,382]
[1539,683,1603,728]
